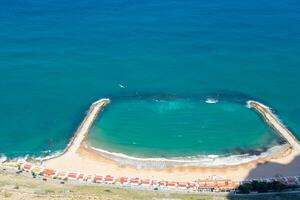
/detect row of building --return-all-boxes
[241,176,300,186]
[18,162,236,192]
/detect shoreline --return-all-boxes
[7,98,300,182]
[86,143,290,168]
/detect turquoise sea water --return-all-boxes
[89,99,280,157]
[0,0,300,158]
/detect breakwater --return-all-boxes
[43,98,110,161]
[247,101,300,151]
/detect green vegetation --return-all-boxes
[237,181,299,194]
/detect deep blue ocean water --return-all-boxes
[0,0,299,158]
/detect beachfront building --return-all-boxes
[77,174,84,181]
[141,179,152,187]
[178,182,189,190]
[67,172,78,180]
[198,179,215,192]
[115,177,129,185]
[104,175,115,184]
[42,168,56,177]
[15,162,240,192]
[56,171,67,180]
[30,166,43,175]
[166,181,177,189]
[151,180,159,188]
[84,175,93,182]
[158,181,167,188]
[22,163,32,172]
[129,178,140,186]
[188,182,198,191]
[94,175,103,183]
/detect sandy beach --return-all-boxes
[36,98,300,183]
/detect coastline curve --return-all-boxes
[43,98,299,170]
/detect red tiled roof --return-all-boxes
[42,169,56,176]
[141,179,151,184]
[105,175,114,181]
[189,182,196,188]
[167,181,177,186]
[199,181,206,187]
[78,174,84,179]
[178,182,188,187]
[57,172,66,177]
[159,181,167,186]
[130,178,139,183]
[117,177,128,183]
[94,175,103,181]
[23,164,32,170]
[68,172,77,178]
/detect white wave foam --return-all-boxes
[1,150,63,164]
[35,150,62,161]
[88,144,288,168]
[205,98,218,104]
[118,84,125,88]
[207,155,219,158]
[7,155,29,163]
[0,154,7,163]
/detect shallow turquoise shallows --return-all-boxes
[0,0,300,158]
[89,99,280,157]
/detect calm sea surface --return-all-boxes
[0,0,299,158]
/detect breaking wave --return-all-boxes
[205,98,218,104]
[88,144,289,169]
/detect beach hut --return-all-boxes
[22,163,32,172]
[56,171,67,180]
[216,179,227,188]
[188,182,197,191]
[67,172,78,180]
[94,175,103,183]
[198,180,206,189]
[205,179,217,189]
[129,178,140,186]
[77,174,84,181]
[178,182,189,190]
[104,175,115,184]
[166,181,177,189]
[42,169,56,177]
[83,175,93,182]
[158,181,167,188]
[141,179,152,187]
[120,177,129,185]
[115,177,129,185]
[151,180,159,188]
[30,166,43,174]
